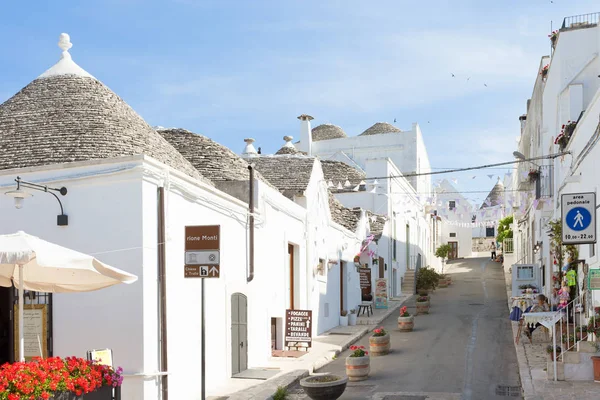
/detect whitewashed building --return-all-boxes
[433,179,473,260]
[0,34,374,399]
[472,178,506,253]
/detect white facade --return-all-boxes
[511,14,600,309]
[434,179,473,260]
[309,122,432,196]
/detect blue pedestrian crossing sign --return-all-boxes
[561,192,596,244]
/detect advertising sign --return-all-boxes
[589,269,600,291]
[359,268,372,298]
[285,309,312,348]
[561,192,596,245]
[184,225,220,278]
[375,278,388,309]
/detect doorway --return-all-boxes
[339,262,346,313]
[406,224,411,269]
[231,293,248,375]
[378,257,384,279]
[0,287,12,365]
[449,242,458,260]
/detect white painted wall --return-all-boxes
[434,180,473,259]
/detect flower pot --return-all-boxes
[369,333,390,356]
[348,313,357,326]
[548,352,561,362]
[300,375,348,400]
[339,315,348,327]
[52,386,114,400]
[345,355,370,381]
[416,302,430,315]
[397,315,414,332]
[438,280,448,288]
[592,356,600,383]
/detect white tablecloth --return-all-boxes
[511,297,534,312]
[522,311,563,329]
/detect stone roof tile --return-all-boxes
[359,122,402,136]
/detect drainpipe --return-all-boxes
[248,165,255,283]
[157,187,169,400]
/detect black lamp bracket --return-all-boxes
[15,176,68,226]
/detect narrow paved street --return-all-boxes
[289,257,521,399]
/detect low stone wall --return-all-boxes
[472,237,495,253]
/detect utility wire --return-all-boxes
[363,152,569,181]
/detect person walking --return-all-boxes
[490,242,497,261]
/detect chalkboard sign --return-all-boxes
[360,268,372,298]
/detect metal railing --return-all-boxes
[561,12,600,29]
[503,238,514,254]
[556,291,590,360]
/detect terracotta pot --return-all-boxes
[592,356,600,383]
[548,352,561,361]
[397,315,414,332]
[416,302,430,315]
[345,355,370,381]
[300,375,348,400]
[369,333,390,356]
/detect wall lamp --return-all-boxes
[533,241,542,253]
[5,176,68,226]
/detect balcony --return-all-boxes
[535,165,553,199]
[561,12,600,30]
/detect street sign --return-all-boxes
[561,192,596,245]
[589,269,600,290]
[185,225,220,278]
[285,309,312,348]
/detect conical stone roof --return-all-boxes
[480,179,505,209]
[359,122,401,136]
[0,34,209,184]
[311,124,347,141]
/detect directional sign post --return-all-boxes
[561,192,596,245]
[185,225,220,400]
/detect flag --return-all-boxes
[488,174,494,179]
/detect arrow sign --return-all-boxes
[209,266,219,277]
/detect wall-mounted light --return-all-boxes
[5,176,68,226]
[533,241,542,253]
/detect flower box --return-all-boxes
[52,386,114,400]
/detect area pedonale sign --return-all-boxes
[184,225,220,278]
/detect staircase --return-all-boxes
[401,269,416,295]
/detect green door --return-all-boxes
[231,293,248,375]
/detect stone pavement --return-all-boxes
[209,295,410,400]
[503,262,600,399]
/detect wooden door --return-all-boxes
[340,262,344,313]
[231,293,248,375]
[378,257,384,279]
[448,242,458,260]
[288,244,294,310]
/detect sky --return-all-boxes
[1,0,598,206]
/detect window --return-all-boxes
[517,266,534,280]
[449,233,456,238]
[317,259,325,276]
[486,227,495,237]
[449,201,456,210]
[393,239,397,260]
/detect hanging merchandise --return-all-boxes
[566,269,577,287]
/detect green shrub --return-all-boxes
[416,267,441,290]
[273,386,288,400]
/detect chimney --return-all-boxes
[519,114,527,134]
[297,114,314,156]
[282,136,295,149]
[242,138,258,158]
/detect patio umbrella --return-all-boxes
[0,231,138,361]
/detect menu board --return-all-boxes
[375,278,388,309]
[359,268,372,297]
[285,309,312,348]
[14,304,48,361]
[589,269,600,290]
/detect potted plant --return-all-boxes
[345,345,370,381]
[555,120,577,151]
[575,326,588,341]
[562,334,576,351]
[546,344,562,361]
[528,169,540,183]
[348,309,357,326]
[340,310,348,327]
[299,374,348,400]
[416,295,430,315]
[353,254,361,268]
[416,267,440,293]
[540,64,549,79]
[369,326,390,356]
[438,274,448,288]
[397,306,414,332]
[0,356,123,399]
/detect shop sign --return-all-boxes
[375,278,388,309]
[589,269,600,290]
[285,309,312,348]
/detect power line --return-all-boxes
[363,152,569,181]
